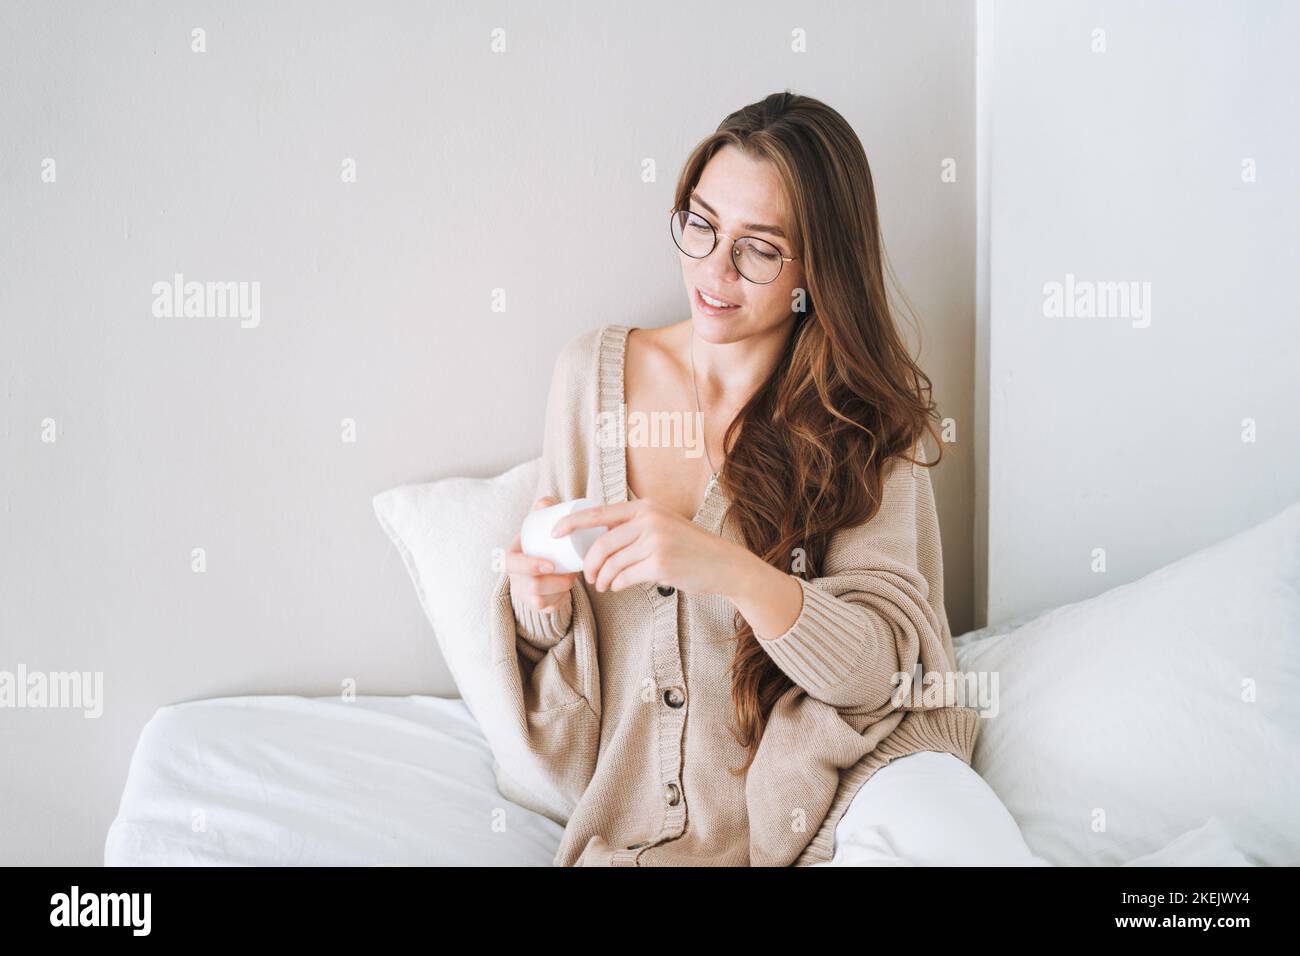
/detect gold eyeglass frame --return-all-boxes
[669,207,797,284]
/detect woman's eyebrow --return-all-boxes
[690,192,788,240]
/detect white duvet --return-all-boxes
[104,695,564,866]
[111,692,1050,867]
[104,690,1257,866]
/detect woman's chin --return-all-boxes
[696,311,771,347]
[690,320,727,344]
[691,311,742,337]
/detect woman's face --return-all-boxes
[678,144,806,345]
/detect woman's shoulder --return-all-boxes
[553,321,688,370]
[551,323,630,376]
[822,443,941,562]
[879,441,939,505]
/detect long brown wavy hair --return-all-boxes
[672,91,947,776]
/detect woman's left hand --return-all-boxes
[549,498,747,596]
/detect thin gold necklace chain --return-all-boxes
[689,324,718,478]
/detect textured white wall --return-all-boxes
[980,0,1300,624]
[0,1,977,864]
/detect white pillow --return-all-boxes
[1119,816,1253,867]
[372,458,574,825]
[953,500,1300,866]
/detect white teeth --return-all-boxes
[699,289,736,308]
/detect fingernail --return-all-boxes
[539,562,553,574]
[550,527,562,538]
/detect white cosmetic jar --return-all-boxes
[519,497,609,574]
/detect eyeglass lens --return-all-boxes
[670,209,785,283]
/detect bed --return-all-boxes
[104,694,563,866]
[104,459,1300,866]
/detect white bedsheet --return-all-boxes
[105,694,1245,867]
[104,694,565,866]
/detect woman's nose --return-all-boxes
[701,242,744,284]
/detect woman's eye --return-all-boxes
[688,222,711,232]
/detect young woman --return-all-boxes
[491,91,1045,867]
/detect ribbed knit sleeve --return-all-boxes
[485,329,606,820]
[489,567,602,813]
[745,447,979,866]
[509,584,575,650]
[506,326,591,653]
[753,450,956,713]
[495,567,600,717]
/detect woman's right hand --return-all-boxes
[506,496,581,613]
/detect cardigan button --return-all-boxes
[662,687,685,708]
[657,584,675,597]
[664,782,681,806]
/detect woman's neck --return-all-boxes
[676,316,794,408]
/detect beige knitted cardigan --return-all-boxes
[488,324,980,866]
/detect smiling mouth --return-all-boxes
[695,286,740,311]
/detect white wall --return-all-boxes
[979,0,1300,624]
[0,1,977,864]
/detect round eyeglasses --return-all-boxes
[669,208,796,284]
